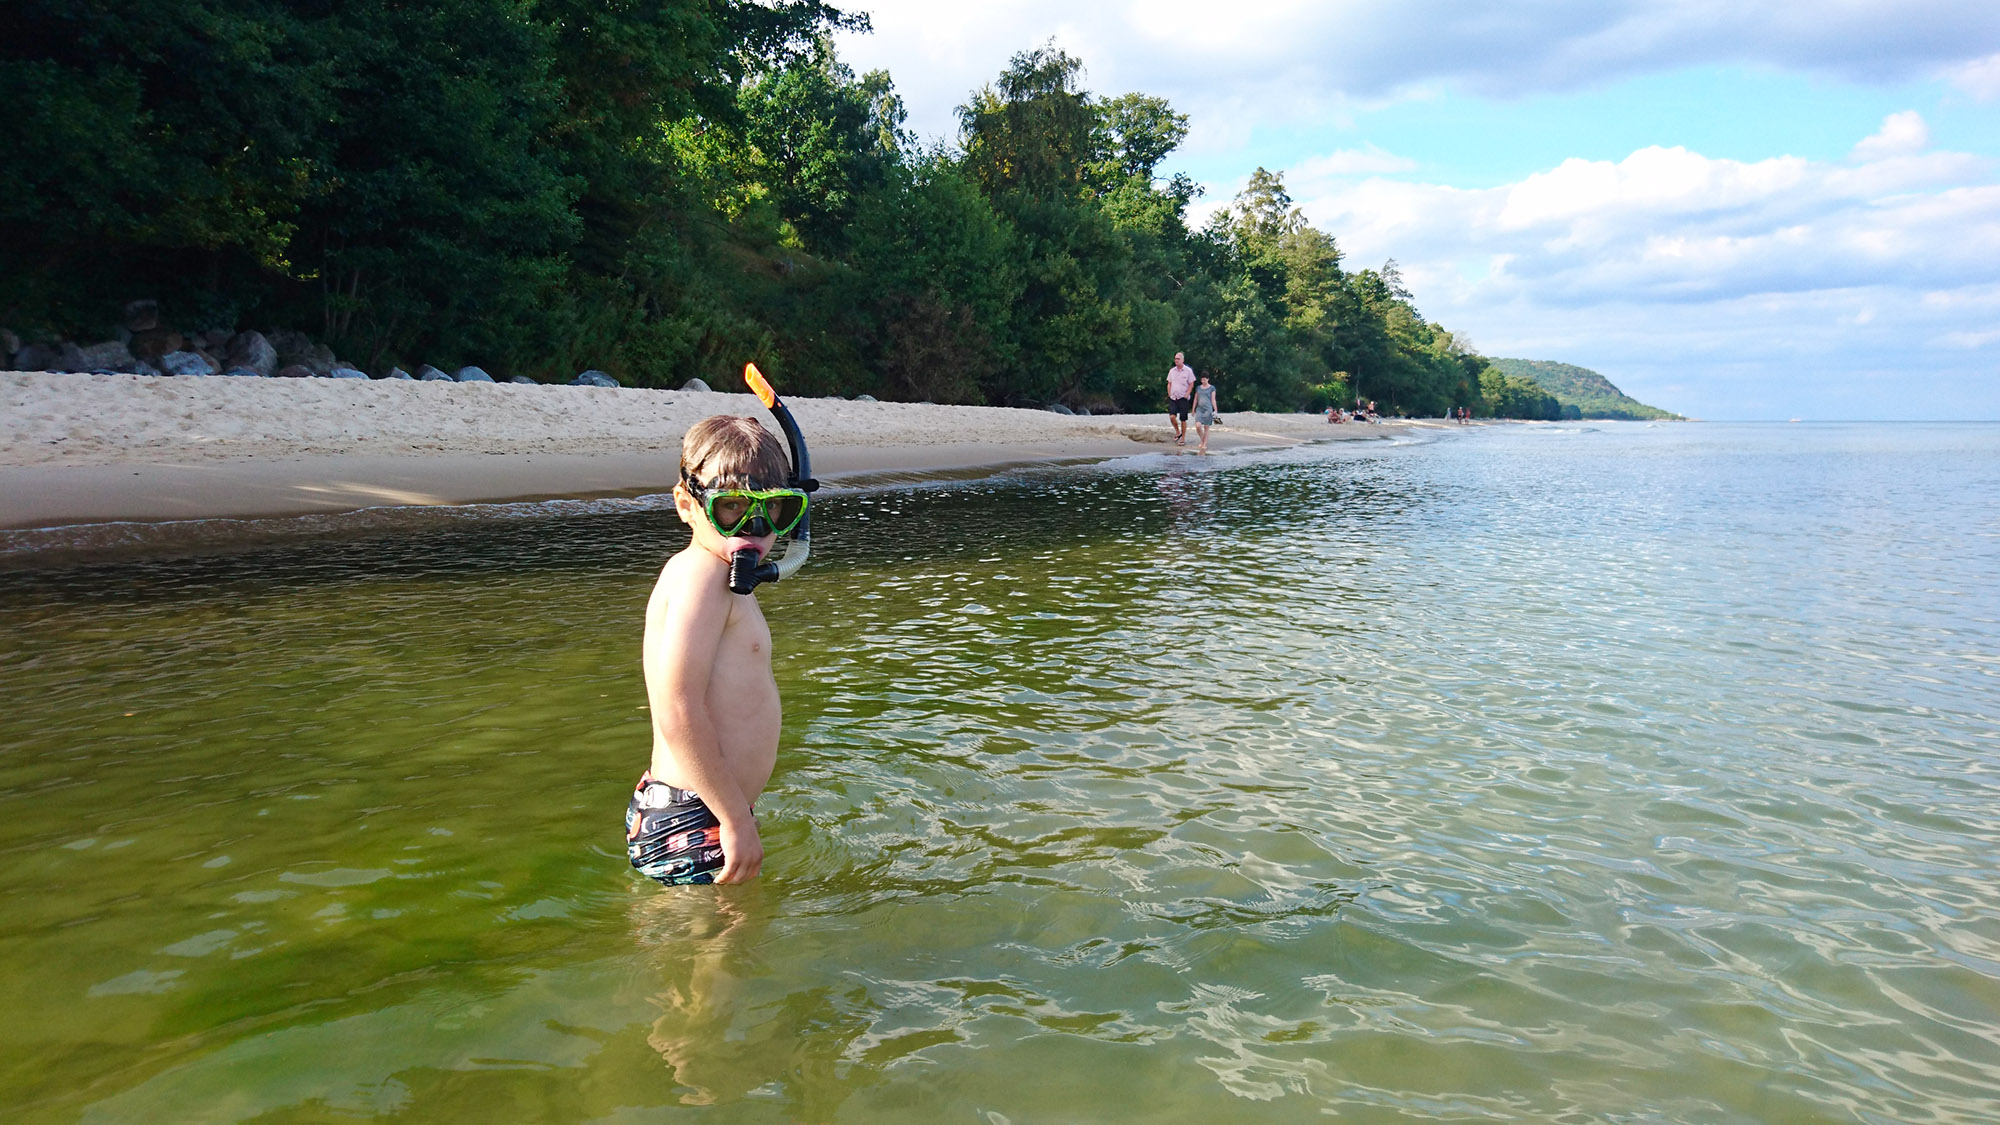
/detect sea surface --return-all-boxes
[1,422,1996,1123]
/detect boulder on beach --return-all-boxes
[68,341,139,373]
[416,365,452,381]
[326,364,368,379]
[159,351,219,377]
[454,366,494,382]
[14,343,62,371]
[267,330,319,371]
[128,327,183,363]
[384,367,415,380]
[264,331,334,375]
[221,368,262,377]
[854,393,877,402]
[223,331,278,377]
[275,364,315,379]
[1046,402,1076,415]
[507,375,537,384]
[680,377,712,393]
[570,369,618,387]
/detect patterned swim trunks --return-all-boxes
[625,774,730,886]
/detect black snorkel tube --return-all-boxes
[727,362,817,595]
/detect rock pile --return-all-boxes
[3,300,623,387]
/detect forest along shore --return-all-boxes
[1,372,1426,530]
[8,14,1517,419]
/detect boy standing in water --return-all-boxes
[625,415,807,885]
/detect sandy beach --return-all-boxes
[2,371,1423,531]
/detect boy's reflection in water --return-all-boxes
[628,885,767,1106]
[626,885,873,1115]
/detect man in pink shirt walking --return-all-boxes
[1166,352,1196,446]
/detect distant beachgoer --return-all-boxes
[1166,352,1195,445]
[1192,375,1217,454]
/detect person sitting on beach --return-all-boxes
[1192,374,1218,454]
[625,415,808,886]
[1166,352,1196,446]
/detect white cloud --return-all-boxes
[1947,51,2000,99]
[835,1,2000,140]
[1851,111,1931,160]
[1292,147,1419,178]
[1295,141,2000,302]
[1495,147,1813,230]
[1284,131,2000,418]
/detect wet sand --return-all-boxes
[2,371,1423,530]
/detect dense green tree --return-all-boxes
[845,158,1020,402]
[305,0,579,374]
[1094,93,1188,184]
[739,42,903,254]
[958,44,1098,203]
[0,1,335,332]
[2,14,1523,414]
[1479,367,1564,420]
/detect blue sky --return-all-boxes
[834,1,2000,419]
[1179,67,1993,187]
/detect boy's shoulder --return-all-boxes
[657,544,728,599]
[645,548,736,650]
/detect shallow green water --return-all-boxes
[3,423,1998,1122]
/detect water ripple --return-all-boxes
[3,423,1998,1120]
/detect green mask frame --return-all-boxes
[682,473,809,537]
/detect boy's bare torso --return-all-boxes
[642,552,781,802]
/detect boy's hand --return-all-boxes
[716,818,764,884]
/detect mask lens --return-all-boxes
[709,495,752,533]
[765,494,806,534]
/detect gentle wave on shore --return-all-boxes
[0,493,680,568]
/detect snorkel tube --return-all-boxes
[727,363,817,595]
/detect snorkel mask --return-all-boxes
[702,363,815,595]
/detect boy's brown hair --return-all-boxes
[680,416,791,489]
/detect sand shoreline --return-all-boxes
[2,371,1429,536]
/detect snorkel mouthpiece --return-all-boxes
[726,363,817,594]
[729,547,779,595]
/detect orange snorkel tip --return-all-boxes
[744,362,777,409]
[729,360,814,593]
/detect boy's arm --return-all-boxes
[645,557,764,883]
